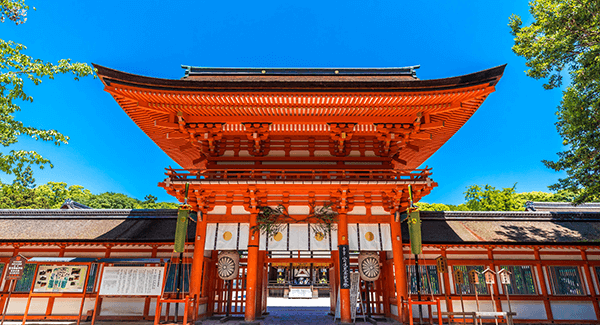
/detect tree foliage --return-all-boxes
[0,0,94,180]
[509,0,600,203]
[417,184,576,211]
[0,179,178,209]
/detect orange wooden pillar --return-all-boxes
[245,212,260,322]
[389,211,408,321]
[255,250,265,318]
[338,212,352,323]
[379,251,391,317]
[205,251,218,317]
[190,212,208,299]
[331,250,340,315]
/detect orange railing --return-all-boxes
[165,168,432,182]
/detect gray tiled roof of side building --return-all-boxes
[0,209,598,244]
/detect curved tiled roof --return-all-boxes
[0,209,598,245]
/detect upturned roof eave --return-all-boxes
[93,64,506,92]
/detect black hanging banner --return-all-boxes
[339,244,351,289]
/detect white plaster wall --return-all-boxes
[100,297,146,316]
[231,206,250,215]
[446,254,487,260]
[208,206,227,215]
[540,255,581,261]
[64,251,106,258]
[149,298,186,316]
[347,206,366,215]
[51,298,94,315]
[493,255,535,260]
[6,297,48,315]
[451,300,496,313]
[550,301,597,320]
[288,206,310,215]
[370,207,388,216]
[409,300,447,318]
[501,300,546,319]
[198,303,207,315]
[109,251,153,258]
[390,304,398,316]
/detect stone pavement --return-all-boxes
[198,306,396,325]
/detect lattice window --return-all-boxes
[548,266,584,295]
[86,263,99,293]
[14,264,36,292]
[164,264,191,293]
[406,265,440,295]
[453,265,488,295]
[499,266,536,295]
[596,267,600,293]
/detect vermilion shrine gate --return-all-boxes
[94,64,505,323]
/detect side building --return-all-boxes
[0,204,598,324]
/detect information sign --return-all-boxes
[33,265,88,293]
[5,256,25,280]
[350,272,360,321]
[99,267,164,296]
[289,288,312,298]
[339,245,351,289]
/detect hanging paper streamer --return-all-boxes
[174,183,190,253]
[408,210,422,254]
[174,208,190,253]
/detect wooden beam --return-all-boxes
[410,132,431,140]
[420,121,444,130]
[184,115,418,124]
[405,143,420,152]
[155,120,179,129]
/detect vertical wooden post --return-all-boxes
[379,251,391,317]
[534,247,554,322]
[206,251,218,317]
[255,250,265,318]
[331,252,339,315]
[440,248,454,323]
[580,248,600,321]
[190,211,207,320]
[487,247,503,314]
[245,211,260,322]
[337,212,352,323]
[390,210,408,321]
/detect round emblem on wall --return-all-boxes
[218,251,239,281]
[358,252,380,281]
[315,232,324,241]
[223,231,233,241]
[365,232,375,242]
[273,232,283,242]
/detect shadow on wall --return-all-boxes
[96,217,197,242]
[494,222,600,243]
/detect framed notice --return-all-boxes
[99,267,164,296]
[33,265,88,293]
[339,244,351,289]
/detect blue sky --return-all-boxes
[2,0,566,205]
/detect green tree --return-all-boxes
[0,0,94,180]
[464,184,522,211]
[415,202,470,211]
[509,0,600,203]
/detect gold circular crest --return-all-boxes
[223,231,233,241]
[315,232,325,242]
[365,232,375,242]
[274,232,283,242]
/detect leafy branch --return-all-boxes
[251,203,338,240]
[0,1,95,180]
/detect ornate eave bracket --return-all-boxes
[329,123,356,157]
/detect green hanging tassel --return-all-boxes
[408,210,422,255]
[174,207,190,253]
